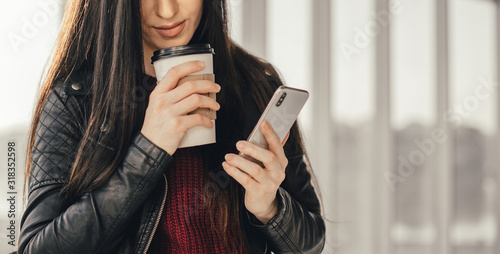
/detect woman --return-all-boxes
[18,0,326,253]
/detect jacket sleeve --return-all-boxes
[18,84,172,254]
[240,124,326,254]
[243,151,326,254]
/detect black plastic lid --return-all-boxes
[151,43,215,63]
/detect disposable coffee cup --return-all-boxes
[152,43,216,148]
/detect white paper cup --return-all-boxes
[151,44,216,148]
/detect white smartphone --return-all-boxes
[239,85,309,167]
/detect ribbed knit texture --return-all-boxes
[147,146,245,254]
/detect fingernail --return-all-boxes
[224,154,231,160]
[198,61,205,67]
[236,141,244,149]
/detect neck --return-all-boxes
[143,43,156,77]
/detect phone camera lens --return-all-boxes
[277,92,287,107]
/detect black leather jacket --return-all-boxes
[16,70,326,254]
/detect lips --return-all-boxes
[154,20,186,38]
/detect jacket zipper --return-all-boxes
[143,174,168,254]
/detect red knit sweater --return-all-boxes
[147,146,246,254]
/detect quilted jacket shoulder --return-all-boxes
[28,71,91,195]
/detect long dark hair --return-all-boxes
[25,0,323,252]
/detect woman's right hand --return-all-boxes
[140,60,221,156]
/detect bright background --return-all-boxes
[1,0,499,253]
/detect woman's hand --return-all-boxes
[140,61,221,156]
[222,120,290,224]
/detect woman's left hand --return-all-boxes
[222,120,290,224]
